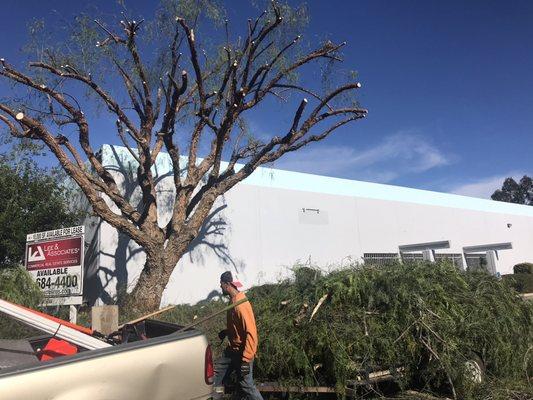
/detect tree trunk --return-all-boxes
[125,204,215,314]
[126,241,189,313]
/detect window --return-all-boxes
[363,253,399,266]
[435,253,464,269]
[401,252,424,262]
[464,253,488,271]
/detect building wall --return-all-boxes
[86,145,533,306]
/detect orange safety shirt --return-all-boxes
[227,292,258,362]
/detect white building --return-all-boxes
[82,145,533,306]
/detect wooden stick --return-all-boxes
[257,384,336,393]
[115,297,248,340]
[309,293,328,322]
[119,304,176,329]
[521,292,533,301]
[176,298,248,333]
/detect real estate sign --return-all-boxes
[25,226,85,306]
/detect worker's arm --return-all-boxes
[238,302,258,362]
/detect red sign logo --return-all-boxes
[26,237,82,270]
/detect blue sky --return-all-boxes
[1,0,532,199]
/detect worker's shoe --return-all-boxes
[212,385,225,399]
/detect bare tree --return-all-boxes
[0,1,367,311]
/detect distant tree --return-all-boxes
[0,157,80,268]
[491,175,532,206]
[0,0,366,311]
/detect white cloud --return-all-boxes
[450,172,528,199]
[273,132,451,183]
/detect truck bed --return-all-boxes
[0,339,39,370]
[0,320,214,400]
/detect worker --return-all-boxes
[213,271,264,400]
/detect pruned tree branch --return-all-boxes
[0,61,144,229]
[0,1,367,311]
[0,102,144,242]
[29,62,141,136]
[177,17,206,110]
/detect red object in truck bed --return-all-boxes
[39,338,78,361]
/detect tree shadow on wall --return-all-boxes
[99,233,145,302]
[186,203,245,276]
[83,219,109,305]
[84,218,145,305]
[95,203,243,305]
[89,146,171,304]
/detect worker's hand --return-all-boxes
[240,361,251,377]
[217,329,227,341]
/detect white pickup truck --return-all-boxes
[0,300,214,400]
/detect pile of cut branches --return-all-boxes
[164,261,533,399]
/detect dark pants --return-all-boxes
[213,349,263,400]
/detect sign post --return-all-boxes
[25,226,85,320]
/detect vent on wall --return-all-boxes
[298,208,329,225]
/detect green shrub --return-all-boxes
[0,266,42,305]
[503,273,533,294]
[0,266,43,338]
[514,263,533,274]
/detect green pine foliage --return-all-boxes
[0,267,43,338]
[503,273,533,294]
[0,266,42,306]
[163,261,533,399]
[514,263,533,275]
